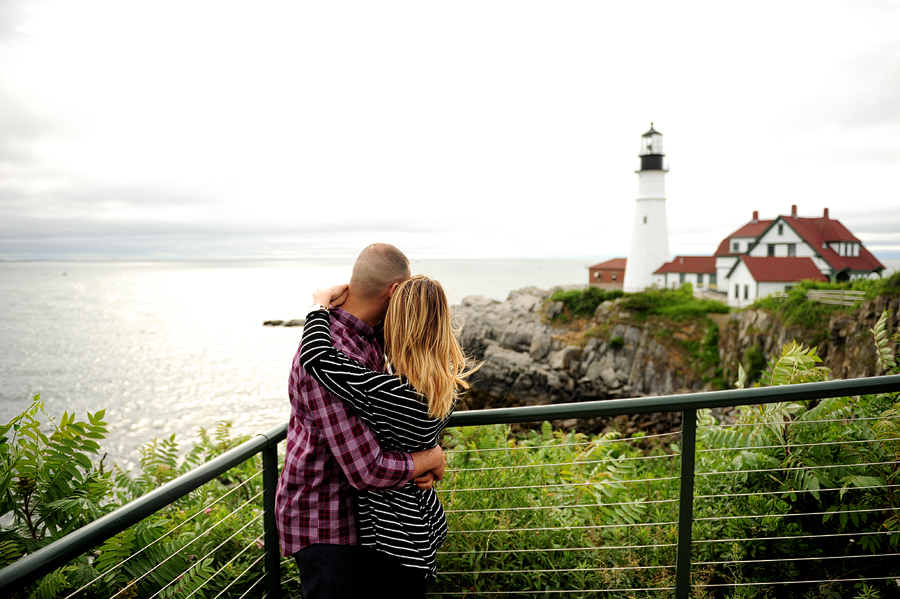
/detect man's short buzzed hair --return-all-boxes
[350,243,410,299]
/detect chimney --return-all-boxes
[791,204,797,218]
[823,207,829,219]
[752,210,759,223]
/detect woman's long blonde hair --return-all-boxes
[383,275,478,420]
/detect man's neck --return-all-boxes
[339,296,381,328]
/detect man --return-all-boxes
[275,243,445,598]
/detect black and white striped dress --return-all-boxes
[299,309,453,579]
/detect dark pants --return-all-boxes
[372,550,428,599]
[293,544,428,599]
[293,544,373,599]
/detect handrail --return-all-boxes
[3,374,900,596]
[0,423,288,593]
[447,374,900,427]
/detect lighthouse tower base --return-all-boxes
[623,197,670,292]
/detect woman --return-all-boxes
[299,275,477,592]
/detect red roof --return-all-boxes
[713,210,885,274]
[779,215,884,273]
[589,258,627,269]
[714,220,774,256]
[737,256,828,282]
[654,256,716,274]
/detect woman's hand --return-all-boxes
[312,283,349,308]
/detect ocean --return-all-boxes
[0,258,593,467]
[3,258,898,468]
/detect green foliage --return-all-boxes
[608,335,624,350]
[871,309,900,375]
[4,310,899,598]
[619,285,729,322]
[0,395,111,573]
[434,422,680,596]
[750,278,895,339]
[0,403,289,599]
[550,287,624,319]
[742,344,768,387]
[695,328,900,598]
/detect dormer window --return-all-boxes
[732,241,740,252]
[777,224,784,236]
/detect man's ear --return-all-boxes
[387,282,400,298]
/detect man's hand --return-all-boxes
[414,470,436,490]
[410,445,445,483]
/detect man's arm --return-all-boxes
[304,371,414,490]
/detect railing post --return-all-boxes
[263,442,281,599]
[675,409,697,599]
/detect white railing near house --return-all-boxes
[766,289,865,307]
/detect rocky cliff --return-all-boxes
[454,287,900,434]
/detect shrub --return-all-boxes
[550,287,624,319]
[609,336,624,349]
[619,286,729,322]
[0,402,285,599]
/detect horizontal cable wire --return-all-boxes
[697,437,884,454]
[64,468,264,599]
[695,482,900,501]
[695,575,900,589]
[445,497,677,514]
[447,452,678,474]
[693,529,896,545]
[236,565,267,599]
[446,521,678,535]
[142,494,264,599]
[210,539,266,599]
[104,481,265,599]
[695,552,900,567]
[440,541,677,555]
[428,586,675,595]
[438,476,679,494]
[696,459,899,477]
[697,415,889,430]
[178,517,265,599]
[439,563,675,576]
[694,506,896,522]
[447,430,680,455]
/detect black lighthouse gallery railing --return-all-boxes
[1,374,899,597]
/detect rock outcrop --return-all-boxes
[718,295,900,381]
[454,287,899,435]
[455,288,708,434]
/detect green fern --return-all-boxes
[870,309,899,374]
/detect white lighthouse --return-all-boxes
[622,124,671,293]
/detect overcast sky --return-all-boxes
[1,1,898,262]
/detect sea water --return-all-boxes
[0,258,592,467]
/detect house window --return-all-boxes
[767,244,775,256]
[697,274,704,285]
[732,241,740,252]
[735,284,740,299]
[778,223,784,236]
[679,273,685,284]
[643,216,647,224]
[744,285,749,299]
[595,272,602,280]
[710,274,717,286]
[611,273,617,281]
[787,244,796,257]
[785,284,793,292]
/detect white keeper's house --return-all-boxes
[652,205,885,307]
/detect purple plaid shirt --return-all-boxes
[275,308,414,557]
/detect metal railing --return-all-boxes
[1,375,899,597]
